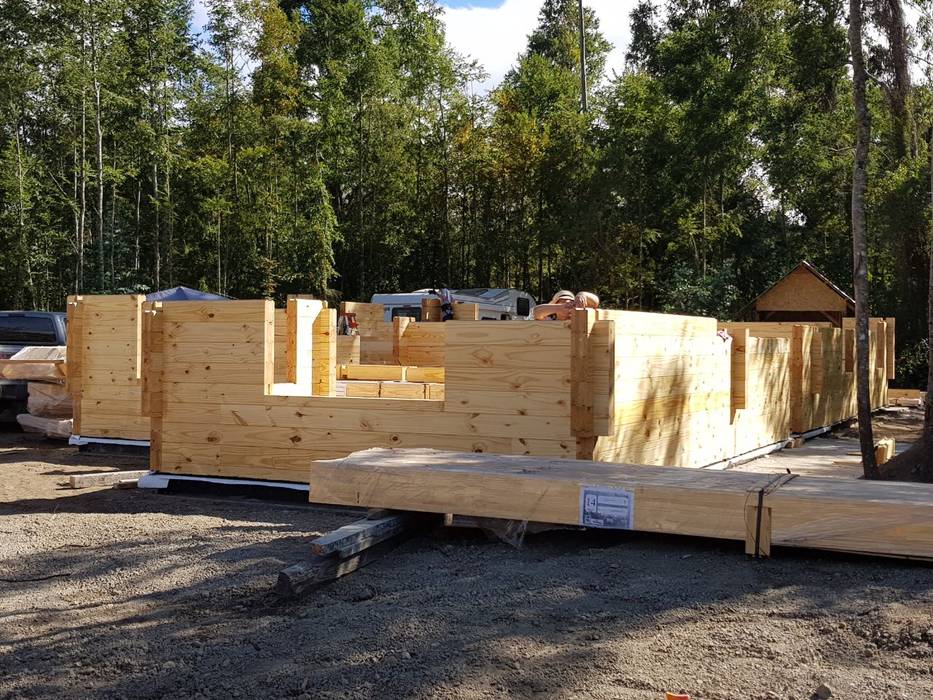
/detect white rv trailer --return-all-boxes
[370,288,535,321]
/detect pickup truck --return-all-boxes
[0,311,68,420]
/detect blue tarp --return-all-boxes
[145,286,229,302]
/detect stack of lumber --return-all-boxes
[888,388,926,407]
[0,346,67,382]
[1,346,72,438]
[308,448,933,560]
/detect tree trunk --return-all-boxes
[91,29,105,292]
[153,161,160,289]
[14,124,35,307]
[848,0,879,479]
[78,76,87,295]
[925,131,933,443]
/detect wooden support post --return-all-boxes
[392,316,411,365]
[313,308,336,397]
[885,317,896,378]
[140,302,161,417]
[810,331,824,395]
[790,325,812,434]
[130,295,145,380]
[571,308,596,459]
[66,296,84,435]
[148,306,164,470]
[730,328,749,412]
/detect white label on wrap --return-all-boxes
[580,485,634,529]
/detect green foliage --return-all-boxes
[0,0,927,364]
[896,339,930,391]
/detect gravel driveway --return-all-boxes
[2,430,933,699]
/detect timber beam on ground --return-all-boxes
[307,448,933,562]
[274,510,438,598]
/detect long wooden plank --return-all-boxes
[310,513,415,556]
[308,449,933,560]
[69,470,150,489]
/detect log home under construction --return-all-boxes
[61,295,894,482]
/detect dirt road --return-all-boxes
[2,430,933,699]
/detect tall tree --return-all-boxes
[849,0,879,478]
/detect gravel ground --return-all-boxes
[2,430,933,699]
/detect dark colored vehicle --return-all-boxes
[0,311,67,420]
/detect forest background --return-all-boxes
[0,0,930,386]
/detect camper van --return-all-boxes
[370,288,535,321]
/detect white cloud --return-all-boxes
[441,0,637,92]
[191,0,636,91]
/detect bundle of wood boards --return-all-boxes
[27,382,72,417]
[2,346,73,438]
[0,346,66,383]
[308,448,933,560]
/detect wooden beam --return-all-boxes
[275,544,394,598]
[571,308,595,446]
[69,469,150,489]
[308,448,933,561]
[310,512,417,556]
[274,512,433,597]
[392,316,411,364]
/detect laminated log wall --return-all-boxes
[720,319,890,442]
[147,299,597,481]
[133,299,893,482]
[67,294,150,441]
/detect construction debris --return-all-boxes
[274,510,434,597]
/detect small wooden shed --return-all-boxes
[742,261,855,327]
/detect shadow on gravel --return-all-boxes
[3,504,933,699]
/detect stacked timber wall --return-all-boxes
[591,310,732,467]
[69,295,892,479]
[147,299,599,481]
[720,319,890,441]
[67,295,150,441]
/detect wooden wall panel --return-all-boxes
[596,310,730,468]
[68,295,149,441]
[149,300,895,482]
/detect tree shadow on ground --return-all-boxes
[2,492,933,700]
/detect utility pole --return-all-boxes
[578,0,587,112]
